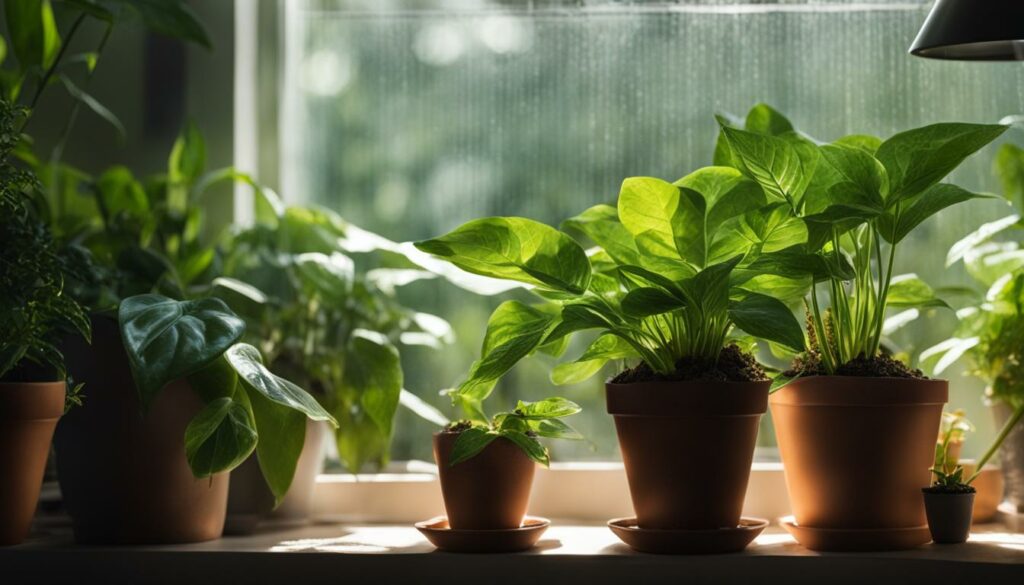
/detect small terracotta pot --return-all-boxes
[606,380,768,530]
[225,419,328,535]
[433,431,535,529]
[771,376,947,531]
[923,491,975,544]
[0,381,64,545]
[54,315,228,544]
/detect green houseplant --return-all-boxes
[921,137,1024,515]
[215,202,453,530]
[0,98,90,546]
[922,410,977,544]
[715,104,1005,550]
[415,158,808,550]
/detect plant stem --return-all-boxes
[967,402,1024,484]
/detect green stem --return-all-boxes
[967,402,1024,484]
[22,13,88,121]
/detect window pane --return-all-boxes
[282,0,1024,464]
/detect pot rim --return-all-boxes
[606,379,768,416]
[0,380,66,420]
[769,375,948,407]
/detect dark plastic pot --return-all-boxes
[0,381,64,545]
[433,431,535,530]
[771,377,947,532]
[606,380,768,530]
[54,315,228,544]
[923,490,975,544]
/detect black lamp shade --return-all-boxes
[910,0,1024,61]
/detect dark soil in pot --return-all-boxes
[0,381,65,545]
[607,346,769,530]
[771,375,946,531]
[923,486,975,544]
[433,429,535,530]
[54,315,228,544]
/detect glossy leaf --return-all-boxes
[501,430,549,466]
[886,274,950,309]
[449,427,498,466]
[6,0,61,71]
[224,343,338,426]
[515,397,581,419]
[343,330,403,436]
[996,143,1024,210]
[879,183,989,244]
[561,204,640,266]
[720,125,818,205]
[247,386,306,503]
[184,396,258,478]
[729,293,805,352]
[528,418,583,440]
[806,144,886,213]
[745,103,794,136]
[119,294,245,407]
[551,333,637,385]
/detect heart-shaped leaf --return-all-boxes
[184,396,258,478]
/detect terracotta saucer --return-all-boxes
[607,517,768,554]
[779,516,931,551]
[415,516,550,553]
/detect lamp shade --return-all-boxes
[909,0,1024,61]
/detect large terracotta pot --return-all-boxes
[433,431,535,529]
[224,420,329,535]
[0,381,64,545]
[993,401,1024,513]
[54,315,229,544]
[606,380,768,530]
[771,376,947,530]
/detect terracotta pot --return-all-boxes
[224,419,328,535]
[433,431,535,529]
[771,376,947,530]
[606,380,768,530]
[992,401,1024,513]
[958,462,1003,523]
[54,315,229,544]
[0,381,64,545]
[923,491,975,544]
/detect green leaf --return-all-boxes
[95,165,148,219]
[886,274,950,309]
[184,397,258,478]
[806,144,886,214]
[617,177,692,272]
[920,337,981,376]
[514,397,581,419]
[879,183,989,244]
[875,122,1007,204]
[680,256,742,316]
[501,430,549,466]
[294,251,354,303]
[6,0,61,71]
[551,333,637,386]
[720,125,819,206]
[247,386,306,503]
[343,330,403,436]
[59,75,125,140]
[745,103,794,136]
[224,343,338,425]
[449,427,498,466]
[119,294,245,408]
[770,371,801,394]
[561,204,640,266]
[676,166,766,238]
[833,134,882,155]
[528,417,583,440]
[995,143,1024,209]
[710,202,808,262]
[621,287,685,317]
[415,217,591,294]
[742,246,855,283]
[729,293,805,352]
[457,301,558,401]
[947,214,1021,267]
[169,122,206,189]
[112,0,212,49]
[211,277,268,319]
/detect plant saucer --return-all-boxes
[607,517,768,554]
[414,516,550,553]
[779,515,931,551]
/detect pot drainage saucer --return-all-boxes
[607,517,768,554]
[415,516,550,553]
[779,516,931,552]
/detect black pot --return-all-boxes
[922,490,975,544]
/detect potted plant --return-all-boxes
[716,104,1006,550]
[415,161,808,551]
[214,202,454,531]
[922,136,1024,516]
[0,99,90,545]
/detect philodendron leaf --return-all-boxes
[414,217,591,294]
[885,274,950,309]
[248,387,306,503]
[805,144,887,214]
[720,125,819,206]
[119,294,245,408]
[617,177,698,278]
[344,330,403,437]
[876,122,1006,204]
[501,430,549,467]
[561,204,641,266]
[878,183,990,244]
[710,202,807,263]
[515,397,581,419]
[449,427,498,466]
[184,396,258,478]
[728,293,806,352]
[224,343,338,425]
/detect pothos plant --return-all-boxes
[0,98,89,405]
[714,104,1007,383]
[216,202,454,473]
[447,397,583,467]
[414,163,815,431]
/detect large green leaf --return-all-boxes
[886,274,950,309]
[617,177,696,275]
[294,251,354,303]
[224,343,337,425]
[184,396,258,478]
[248,385,306,503]
[875,122,1006,204]
[833,134,882,156]
[805,144,887,214]
[551,334,637,385]
[728,292,805,352]
[710,202,807,262]
[745,103,794,136]
[415,217,591,294]
[5,0,61,71]
[119,294,245,407]
[458,301,558,400]
[675,166,768,267]
[621,287,686,317]
[501,430,549,466]
[878,183,988,244]
[720,125,819,206]
[343,330,403,437]
[560,204,640,266]
[995,143,1024,209]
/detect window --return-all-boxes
[274,0,1024,465]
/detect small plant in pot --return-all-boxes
[416,164,809,552]
[922,411,976,544]
[0,101,90,545]
[715,104,1007,550]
